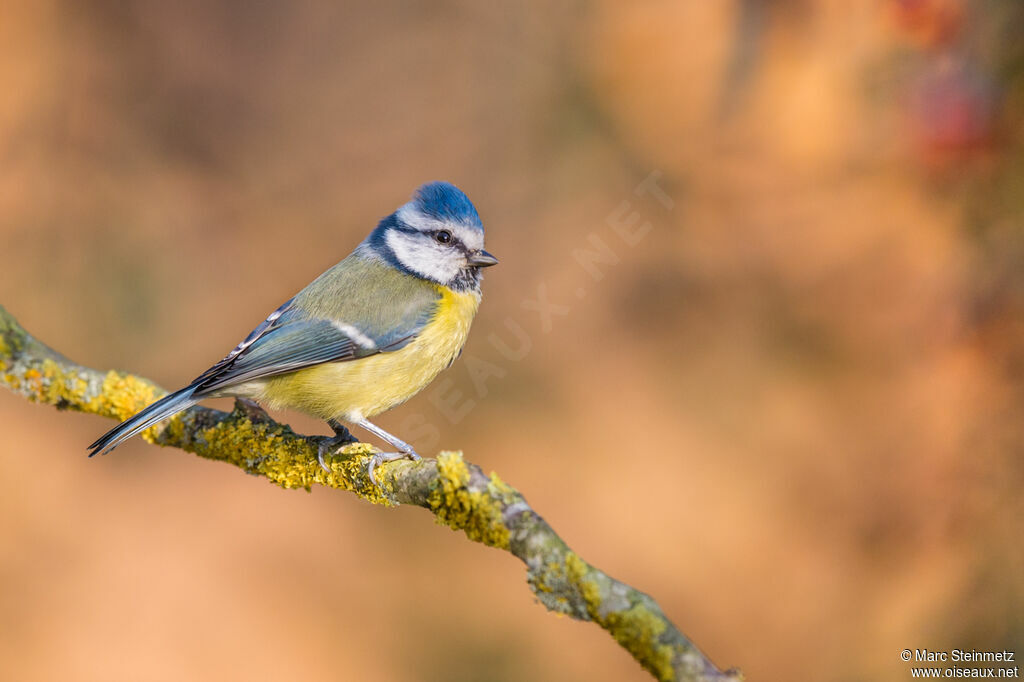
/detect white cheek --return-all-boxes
[386,230,461,283]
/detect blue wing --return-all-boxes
[190,293,432,395]
[89,254,441,456]
[189,297,297,390]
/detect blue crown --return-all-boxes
[412,182,483,230]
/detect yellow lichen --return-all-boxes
[534,560,564,593]
[565,552,602,610]
[0,317,20,361]
[318,442,394,506]
[486,472,519,504]
[11,356,164,420]
[565,551,676,681]
[16,361,91,408]
[182,416,393,506]
[606,605,676,681]
[427,451,510,549]
[160,412,188,444]
[90,370,164,421]
[23,367,41,389]
[38,359,89,407]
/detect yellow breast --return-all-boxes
[259,285,480,421]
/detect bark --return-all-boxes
[0,305,740,682]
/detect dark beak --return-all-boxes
[468,250,499,268]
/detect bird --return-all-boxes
[88,181,498,484]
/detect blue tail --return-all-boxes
[88,387,198,456]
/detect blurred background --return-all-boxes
[1,1,1022,680]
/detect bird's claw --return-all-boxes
[367,449,421,487]
[317,429,359,473]
[317,441,333,473]
[317,419,419,487]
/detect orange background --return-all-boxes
[1,2,1022,680]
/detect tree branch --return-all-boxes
[0,304,740,682]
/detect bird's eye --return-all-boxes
[435,230,452,245]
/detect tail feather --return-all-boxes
[88,387,198,456]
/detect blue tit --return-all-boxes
[89,181,498,483]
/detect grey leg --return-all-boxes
[317,419,359,472]
[351,417,421,485]
[236,398,271,422]
[327,419,355,441]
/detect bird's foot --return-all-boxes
[367,449,421,487]
[317,420,360,472]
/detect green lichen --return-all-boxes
[529,559,573,613]
[534,561,562,593]
[0,310,22,361]
[427,451,510,549]
[486,472,519,505]
[564,551,676,681]
[606,604,676,681]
